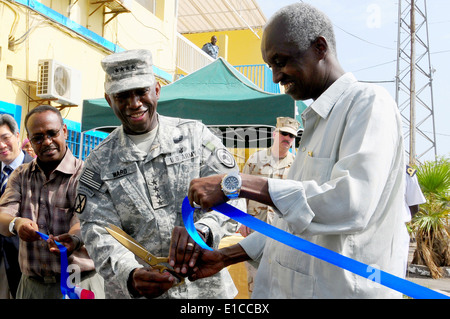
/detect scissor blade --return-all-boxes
[105,225,185,286]
[105,225,163,265]
[107,224,147,250]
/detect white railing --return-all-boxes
[176,33,214,74]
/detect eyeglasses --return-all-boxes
[29,126,63,145]
[280,131,296,139]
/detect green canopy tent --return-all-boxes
[81,58,305,133]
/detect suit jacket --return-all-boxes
[1,150,34,297]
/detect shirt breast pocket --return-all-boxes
[301,156,334,185]
[52,207,73,235]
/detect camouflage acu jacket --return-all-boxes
[76,115,242,299]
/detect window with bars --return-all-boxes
[64,119,108,160]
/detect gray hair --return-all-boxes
[0,114,19,135]
[267,3,337,56]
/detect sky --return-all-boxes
[256,0,450,163]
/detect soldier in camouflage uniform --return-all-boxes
[240,116,300,296]
[76,49,244,299]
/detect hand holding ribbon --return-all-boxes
[181,196,449,299]
[37,231,94,299]
[45,233,78,255]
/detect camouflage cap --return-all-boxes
[275,117,300,136]
[102,49,155,95]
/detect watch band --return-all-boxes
[72,234,84,251]
[221,172,242,199]
[195,224,212,246]
[9,217,20,235]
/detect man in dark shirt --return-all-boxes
[202,35,219,59]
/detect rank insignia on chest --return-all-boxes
[148,179,169,209]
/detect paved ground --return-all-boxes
[406,241,450,297]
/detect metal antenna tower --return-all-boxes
[395,0,437,165]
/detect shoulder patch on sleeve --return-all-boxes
[215,148,236,168]
[74,194,86,214]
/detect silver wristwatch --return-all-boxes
[195,224,211,241]
[221,172,242,199]
[9,217,20,235]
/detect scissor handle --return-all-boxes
[146,254,169,266]
[153,265,185,286]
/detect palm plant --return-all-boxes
[410,157,450,278]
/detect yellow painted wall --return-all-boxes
[184,29,274,170]
[0,0,177,142]
[183,28,265,66]
[104,1,177,75]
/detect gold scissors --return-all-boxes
[105,224,184,286]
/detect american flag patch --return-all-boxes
[80,169,103,191]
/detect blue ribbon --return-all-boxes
[36,231,94,299]
[181,197,449,299]
[37,232,71,298]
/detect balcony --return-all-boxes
[234,64,280,93]
[176,33,215,75]
[176,33,280,94]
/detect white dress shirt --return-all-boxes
[240,73,408,298]
[404,170,426,222]
[1,150,24,172]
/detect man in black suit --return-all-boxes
[0,114,33,299]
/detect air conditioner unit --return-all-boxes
[37,59,81,106]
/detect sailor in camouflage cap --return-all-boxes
[275,116,300,137]
[77,49,244,299]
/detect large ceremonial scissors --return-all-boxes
[105,224,184,285]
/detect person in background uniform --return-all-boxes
[400,165,426,275]
[241,116,300,232]
[187,3,407,299]
[202,35,219,59]
[0,106,104,299]
[404,165,426,219]
[0,114,34,299]
[240,116,300,296]
[76,49,244,299]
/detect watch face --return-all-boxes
[224,176,239,190]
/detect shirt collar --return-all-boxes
[54,147,78,174]
[31,147,78,175]
[308,72,357,119]
[2,150,25,171]
[117,114,176,162]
